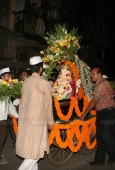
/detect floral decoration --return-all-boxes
[48,118,96,152]
[11,25,96,152]
[54,96,96,121]
[41,24,93,100]
[40,24,81,79]
[0,79,23,102]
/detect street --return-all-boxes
[1,131,115,170]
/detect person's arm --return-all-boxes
[80,81,104,121]
[80,97,98,121]
[13,98,20,111]
[9,102,18,118]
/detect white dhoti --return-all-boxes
[18,159,38,170]
[18,127,47,170]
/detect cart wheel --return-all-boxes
[79,131,96,155]
[48,145,73,166]
[48,129,73,166]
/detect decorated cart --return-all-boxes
[0,25,98,166]
[40,25,97,165]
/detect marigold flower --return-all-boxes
[2,81,7,85]
[12,79,18,83]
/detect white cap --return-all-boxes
[0,67,10,75]
[103,75,108,79]
[29,56,42,65]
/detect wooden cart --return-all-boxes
[48,98,96,166]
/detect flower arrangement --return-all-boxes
[41,24,93,100]
[40,24,81,79]
[74,55,94,100]
[0,79,23,102]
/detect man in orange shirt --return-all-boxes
[81,67,115,166]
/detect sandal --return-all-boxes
[0,158,8,164]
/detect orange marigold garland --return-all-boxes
[9,115,18,135]
[48,118,96,152]
[64,60,79,80]
[78,86,84,99]
[54,97,74,121]
[90,110,96,116]
[84,117,96,149]
[54,95,95,120]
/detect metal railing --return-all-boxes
[14,10,46,36]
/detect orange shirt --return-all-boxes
[94,78,115,111]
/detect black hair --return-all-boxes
[29,62,43,73]
[22,69,32,76]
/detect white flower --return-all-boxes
[43,64,50,68]
[76,79,81,93]
[42,72,47,78]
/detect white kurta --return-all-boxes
[0,101,18,120]
[16,74,54,159]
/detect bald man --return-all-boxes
[80,67,115,166]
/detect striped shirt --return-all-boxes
[94,78,115,111]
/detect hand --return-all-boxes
[47,124,54,130]
[80,114,86,121]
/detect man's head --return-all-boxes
[90,68,104,82]
[0,67,11,81]
[20,71,30,81]
[29,56,43,75]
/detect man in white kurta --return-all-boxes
[16,56,54,170]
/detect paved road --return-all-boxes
[1,131,115,170]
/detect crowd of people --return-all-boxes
[9,67,31,81]
[0,55,115,169]
[0,56,54,170]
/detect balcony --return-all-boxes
[14,10,46,37]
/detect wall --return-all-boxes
[0,0,46,70]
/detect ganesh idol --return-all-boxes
[52,63,81,100]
